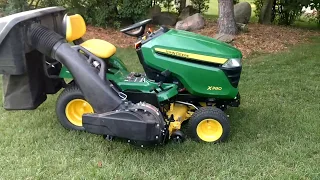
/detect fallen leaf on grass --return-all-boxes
[98,161,102,168]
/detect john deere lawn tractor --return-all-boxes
[0,7,242,146]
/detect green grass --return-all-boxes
[1,38,320,179]
[186,0,256,16]
[293,16,320,30]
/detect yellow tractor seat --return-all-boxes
[62,14,116,59]
[80,39,116,59]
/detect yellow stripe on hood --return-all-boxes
[155,48,228,64]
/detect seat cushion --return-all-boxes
[80,39,116,59]
[64,14,87,42]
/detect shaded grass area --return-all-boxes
[293,17,320,30]
[205,0,255,16]
[0,38,320,179]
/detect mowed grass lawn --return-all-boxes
[0,37,320,179]
[205,0,256,16]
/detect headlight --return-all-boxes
[222,58,241,68]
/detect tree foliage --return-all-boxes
[233,0,240,4]
[2,0,27,15]
[1,0,152,28]
[190,0,209,13]
[161,0,175,11]
[255,0,320,25]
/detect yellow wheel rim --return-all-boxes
[65,99,94,126]
[196,119,223,142]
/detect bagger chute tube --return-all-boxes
[0,7,243,147]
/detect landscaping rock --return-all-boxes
[178,5,197,20]
[152,12,178,26]
[148,5,161,18]
[236,23,248,32]
[175,13,205,31]
[214,34,235,43]
[234,2,251,24]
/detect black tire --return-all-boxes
[171,130,186,144]
[187,107,230,143]
[56,85,93,131]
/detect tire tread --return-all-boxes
[187,107,230,143]
[56,85,86,131]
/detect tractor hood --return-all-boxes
[150,29,242,64]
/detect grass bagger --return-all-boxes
[0,7,242,147]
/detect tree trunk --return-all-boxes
[29,0,35,8]
[35,0,41,8]
[258,0,274,24]
[218,0,237,35]
[179,0,186,13]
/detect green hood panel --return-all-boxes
[150,29,242,59]
[141,29,241,98]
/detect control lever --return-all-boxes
[158,81,164,91]
[157,69,171,91]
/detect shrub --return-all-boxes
[276,0,303,25]
[303,8,320,24]
[40,0,150,28]
[118,0,150,22]
[254,0,320,25]
[190,0,209,13]
[3,0,28,15]
[161,0,175,11]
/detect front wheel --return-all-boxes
[187,107,230,143]
[56,85,94,131]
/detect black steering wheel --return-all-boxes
[120,19,152,38]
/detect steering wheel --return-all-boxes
[120,19,152,38]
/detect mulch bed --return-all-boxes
[84,19,320,58]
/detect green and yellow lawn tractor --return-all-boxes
[0,7,242,146]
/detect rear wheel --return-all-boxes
[187,107,230,143]
[56,85,94,131]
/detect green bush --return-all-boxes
[303,9,320,24]
[118,0,150,22]
[3,0,28,15]
[253,0,263,18]
[84,0,119,28]
[160,0,175,11]
[0,0,7,10]
[254,0,320,25]
[39,0,150,28]
[190,0,209,13]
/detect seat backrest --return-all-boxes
[62,14,86,42]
